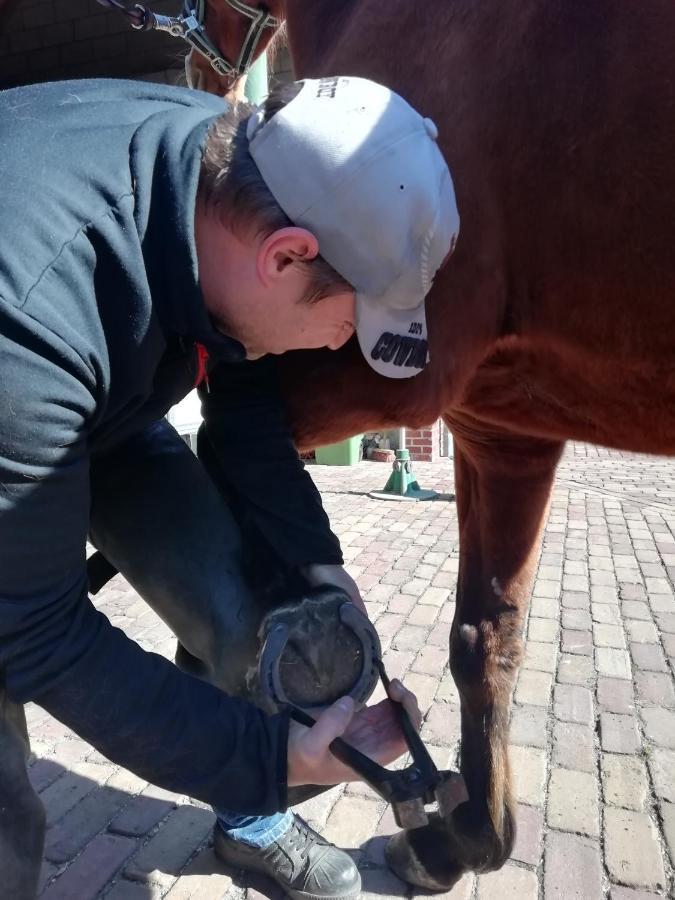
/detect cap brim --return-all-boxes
[356,293,429,379]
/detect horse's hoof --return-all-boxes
[384,829,465,891]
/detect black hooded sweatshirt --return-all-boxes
[0,78,342,813]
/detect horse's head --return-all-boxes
[185,0,285,97]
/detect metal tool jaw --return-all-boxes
[287,658,468,830]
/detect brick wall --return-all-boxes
[406,421,442,463]
[1,0,192,89]
[0,1,293,89]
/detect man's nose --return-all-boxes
[327,324,355,351]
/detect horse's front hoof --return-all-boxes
[384,827,466,891]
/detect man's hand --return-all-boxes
[302,563,367,616]
[287,679,422,787]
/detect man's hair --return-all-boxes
[199,83,352,304]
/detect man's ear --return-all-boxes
[257,227,320,285]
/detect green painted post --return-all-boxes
[370,448,438,502]
[244,52,268,104]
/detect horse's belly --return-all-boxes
[459,344,675,455]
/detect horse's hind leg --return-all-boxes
[387,417,563,889]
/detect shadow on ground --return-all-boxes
[29,758,409,898]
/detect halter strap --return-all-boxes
[96,0,280,82]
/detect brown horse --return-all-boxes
[185,0,675,890]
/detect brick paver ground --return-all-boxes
[27,443,675,898]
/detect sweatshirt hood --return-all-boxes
[128,91,246,361]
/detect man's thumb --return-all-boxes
[306,696,355,753]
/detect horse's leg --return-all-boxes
[387,416,564,889]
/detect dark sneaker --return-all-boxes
[213,813,361,900]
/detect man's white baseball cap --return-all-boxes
[246,76,460,379]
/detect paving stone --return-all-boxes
[417,586,448,605]
[523,640,558,673]
[323,796,383,849]
[40,762,113,827]
[554,684,594,725]
[563,608,592,630]
[601,754,649,810]
[515,669,553,707]
[511,803,543,866]
[596,647,632,680]
[547,768,599,836]
[621,600,652,622]
[660,801,675,867]
[635,671,675,707]
[604,808,666,889]
[375,612,406,639]
[592,603,621,624]
[509,745,547,807]
[406,603,439,627]
[534,579,562,599]
[392,623,429,651]
[648,748,675,802]
[562,629,593,656]
[564,574,589,592]
[411,644,448,676]
[510,704,548,749]
[125,805,214,886]
[656,610,675,630]
[420,701,460,746]
[530,596,559,618]
[110,783,177,837]
[28,757,65,793]
[552,721,596,773]
[630,643,668,672]
[105,880,162,900]
[163,846,233,899]
[38,861,58,894]
[435,670,460,704]
[557,653,595,685]
[597,677,635,714]
[45,784,129,862]
[544,831,603,900]
[611,889,667,900]
[295,785,342,830]
[600,712,641,754]
[476,864,537,898]
[42,833,137,900]
[401,671,437,713]
[386,594,417,615]
[360,865,409,899]
[641,707,675,748]
[625,619,660,643]
[591,584,619,603]
[528,617,560,643]
[562,591,591,610]
[593,623,626,648]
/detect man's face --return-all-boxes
[196,209,356,358]
[240,291,356,360]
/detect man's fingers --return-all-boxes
[388,678,423,731]
[302,696,356,757]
